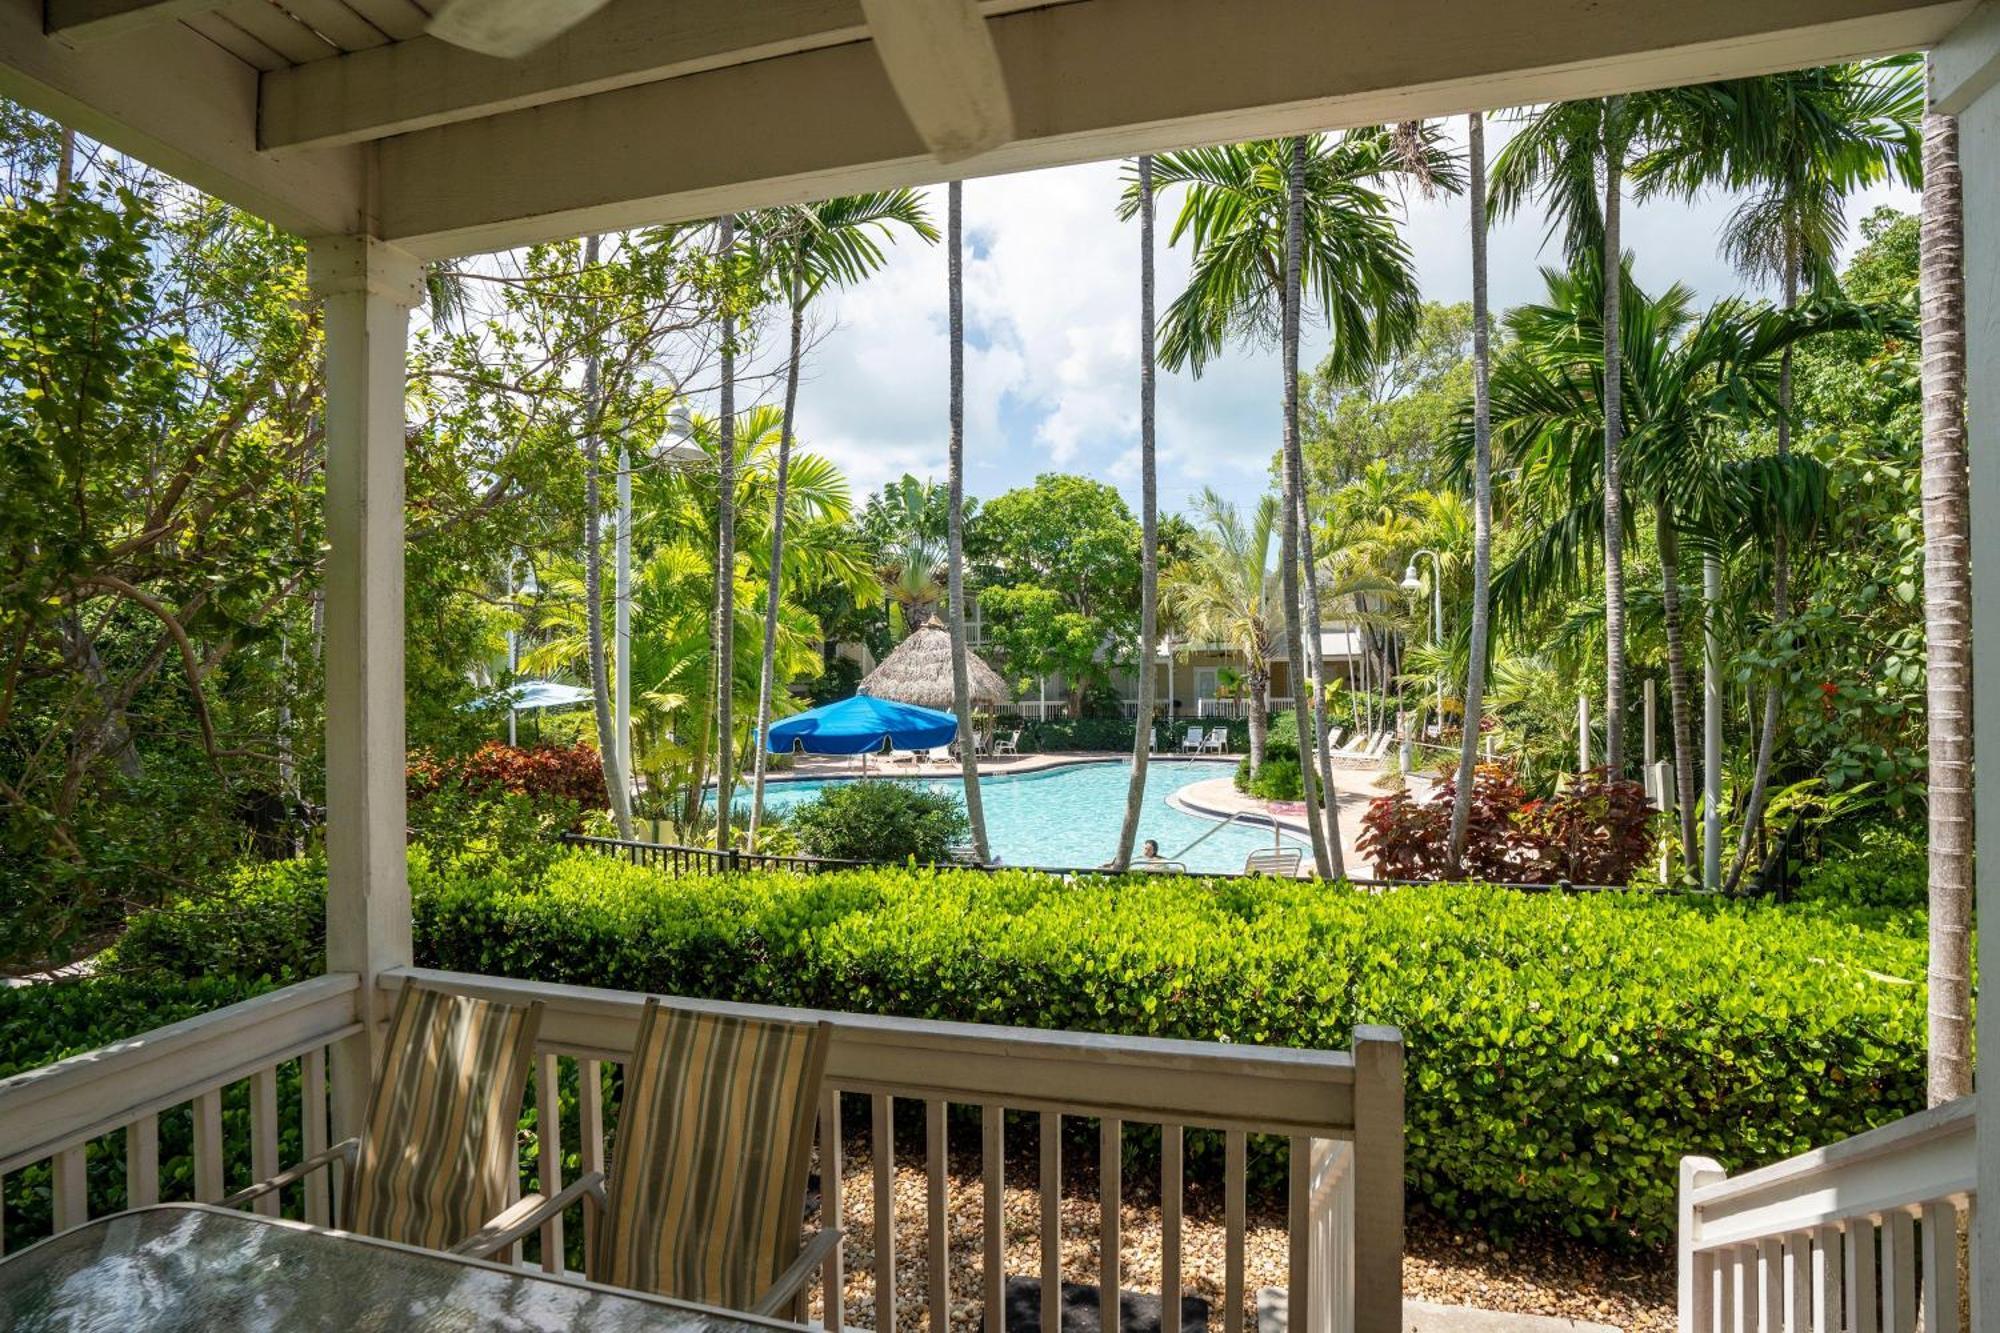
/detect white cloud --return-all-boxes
[790,120,1918,520]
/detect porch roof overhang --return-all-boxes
[0,0,1977,262]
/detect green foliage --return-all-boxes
[104,856,328,982]
[1795,822,1926,911]
[787,781,970,863]
[1234,712,1304,797]
[407,858,1922,1249]
[78,851,1930,1248]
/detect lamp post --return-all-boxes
[507,562,538,747]
[616,398,703,796]
[1401,549,1444,742]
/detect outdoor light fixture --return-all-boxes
[1400,563,1422,595]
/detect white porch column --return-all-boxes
[1936,4,2000,1324]
[309,236,422,1144]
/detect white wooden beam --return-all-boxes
[857,0,1014,163]
[1934,0,2000,112]
[43,0,227,44]
[0,0,362,237]
[312,236,421,1143]
[373,0,1971,259]
[259,0,1059,153]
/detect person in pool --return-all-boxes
[1099,839,1165,869]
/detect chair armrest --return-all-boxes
[218,1138,359,1210]
[752,1226,844,1318]
[451,1171,606,1260]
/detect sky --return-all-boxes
[727,120,1918,521]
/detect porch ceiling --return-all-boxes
[1,0,1975,259]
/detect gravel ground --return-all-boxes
[802,1145,1672,1333]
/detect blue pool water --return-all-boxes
[730,760,1309,873]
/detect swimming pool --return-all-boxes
[730,760,1310,874]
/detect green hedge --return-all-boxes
[41,853,1928,1250]
[1796,824,1927,911]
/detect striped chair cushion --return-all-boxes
[596,1001,831,1309]
[346,984,544,1252]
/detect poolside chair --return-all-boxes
[1199,727,1227,755]
[1132,858,1189,874]
[220,982,544,1253]
[993,729,1021,756]
[1364,731,1393,759]
[1179,728,1204,754]
[465,1000,838,1320]
[1243,847,1303,877]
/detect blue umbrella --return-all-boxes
[766,695,958,755]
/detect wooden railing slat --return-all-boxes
[1845,1220,1879,1333]
[1041,1111,1061,1333]
[1811,1225,1841,1333]
[52,1145,87,1234]
[1920,1202,1959,1333]
[1224,1129,1246,1333]
[926,1098,949,1333]
[982,1103,1004,1333]
[1288,1135,1312,1333]
[249,1067,281,1217]
[873,1093,896,1333]
[578,1057,605,1264]
[537,1051,565,1274]
[126,1113,160,1211]
[1101,1117,1122,1333]
[1161,1123,1182,1333]
[1882,1211,1916,1333]
[300,1047,331,1226]
[823,1089,847,1333]
[193,1088,225,1203]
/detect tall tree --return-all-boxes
[1919,90,1971,1104]
[1636,61,1922,887]
[1278,138,1337,880]
[1168,492,1284,768]
[1115,155,1159,869]
[713,215,739,850]
[945,181,991,861]
[1492,94,1646,773]
[746,192,935,849]
[1448,111,1494,874]
[578,233,633,839]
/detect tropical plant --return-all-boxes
[745,191,936,848]
[787,780,970,863]
[943,182,991,861]
[1167,491,1283,770]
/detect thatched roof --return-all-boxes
[859,616,1010,710]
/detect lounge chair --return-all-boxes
[221,982,544,1252]
[1365,731,1393,758]
[1243,847,1304,877]
[1132,859,1188,874]
[1199,727,1227,755]
[468,1000,839,1320]
[993,729,1021,756]
[1179,728,1204,754]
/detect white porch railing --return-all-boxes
[0,974,360,1238]
[1678,1096,1975,1333]
[0,967,1405,1333]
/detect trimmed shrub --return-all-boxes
[408,741,607,811]
[1361,765,1656,885]
[1797,823,1926,910]
[82,852,1927,1250]
[1234,712,1304,798]
[788,780,970,863]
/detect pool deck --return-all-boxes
[778,749,1432,876]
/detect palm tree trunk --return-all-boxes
[1655,514,1700,876]
[1600,107,1627,776]
[1725,256,1799,892]
[1449,110,1493,876]
[579,234,633,839]
[945,181,992,862]
[1296,492,1343,877]
[1279,137,1335,881]
[1920,100,1972,1104]
[714,215,739,851]
[1115,156,1159,869]
[1247,663,1270,770]
[748,257,805,850]
[1702,554,1723,890]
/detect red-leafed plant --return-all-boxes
[1358,763,1654,885]
[408,742,607,811]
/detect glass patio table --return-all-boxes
[0,1202,804,1332]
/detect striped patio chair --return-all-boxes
[467,999,838,1319]
[221,982,544,1253]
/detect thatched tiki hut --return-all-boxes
[860,615,1010,715]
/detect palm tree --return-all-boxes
[1114,155,1160,870]
[1919,84,1971,1104]
[713,213,739,850]
[1492,94,1650,774]
[1635,59,1922,891]
[746,192,936,849]
[1169,491,1283,769]
[576,232,635,838]
[1448,110,1495,875]
[944,181,991,862]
